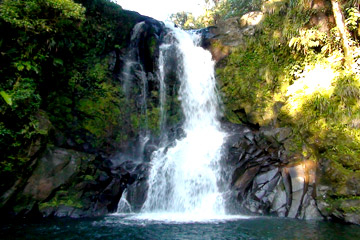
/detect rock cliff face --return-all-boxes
[204,0,360,225]
[0,7,186,219]
[0,4,169,219]
[221,123,322,220]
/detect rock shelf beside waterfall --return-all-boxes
[222,123,322,220]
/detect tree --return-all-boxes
[330,0,356,70]
[170,12,197,29]
[0,0,85,188]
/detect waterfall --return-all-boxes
[139,25,227,218]
[157,44,169,141]
[116,22,229,220]
[120,21,150,159]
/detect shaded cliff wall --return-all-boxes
[0,0,175,218]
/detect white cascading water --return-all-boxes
[139,25,227,220]
[157,43,169,141]
[120,21,150,159]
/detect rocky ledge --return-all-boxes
[0,146,148,219]
[222,121,360,225]
[222,123,323,220]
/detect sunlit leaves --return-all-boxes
[14,61,40,73]
[0,91,12,106]
[53,58,64,66]
[46,0,86,20]
[346,7,360,31]
[0,0,85,32]
[170,11,205,29]
[289,29,327,54]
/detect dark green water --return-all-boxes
[1,214,360,240]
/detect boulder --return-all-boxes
[270,183,288,216]
[240,11,264,27]
[223,122,327,221]
[317,158,360,224]
[288,165,305,193]
[3,145,145,218]
[201,11,264,50]
[22,147,88,202]
[287,190,303,218]
[233,166,260,194]
[255,168,278,185]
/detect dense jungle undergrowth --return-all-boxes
[0,0,153,194]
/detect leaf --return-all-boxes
[0,91,12,106]
[53,58,63,66]
[17,64,24,71]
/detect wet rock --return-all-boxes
[252,149,263,158]
[2,144,147,219]
[287,190,303,218]
[223,122,325,221]
[70,208,90,219]
[41,206,56,218]
[54,206,75,218]
[262,175,280,194]
[144,143,158,162]
[233,166,260,194]
[261,127,292,144]
[245,132,255,143]
[23,148,92,202]
[281,168,292,205]
[337,199,360,225]
[126,180,149,212]
[289,165,305,192]
[300,192,323,220]
[270,183,287,216]
[98,172,110,183]
[255,169,278,185]
[276,128,292,143]
[232,167,246,186]
[345,213,360,225]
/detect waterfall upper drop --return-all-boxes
[139,25,227,218]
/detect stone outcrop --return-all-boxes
[199,12,264,64]
[0,146,149,218]
[316,157,360,224]
[222,123,322,220]
[209,11,264,47]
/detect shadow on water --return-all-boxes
[1,215,360,240]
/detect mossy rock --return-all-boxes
[317,157,360,224]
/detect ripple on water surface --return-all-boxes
[2,214,360,240]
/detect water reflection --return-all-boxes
[1,215,360,240]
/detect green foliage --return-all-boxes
[0,91,12,106]
[346,7,360,31]
[170,11,207,29]
[216,0,360,213]
[0,0,85,32]
[217,34,294,125]
[77,75,127,149]
[39,190,83,209]
[0,0,145,192]
[227,0,263,17]
[206,0,264,20]
[289,29,327,54]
